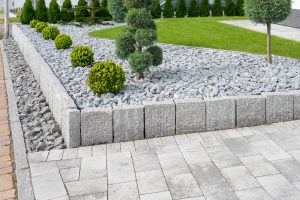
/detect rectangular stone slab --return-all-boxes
[81,108,113,145]
[175,99,206,134]
[113,105,144,142]
[205,97,236,131]
[236,96,266,127]
[61,109,81,148]
[289,90,300,120]
[144,101,175,138]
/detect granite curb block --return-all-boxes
[1,41,35,200]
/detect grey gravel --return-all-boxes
[18,23,300,109]
[3,38,66,152]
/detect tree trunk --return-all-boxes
[267,21,272,64]
[136,72,144,79]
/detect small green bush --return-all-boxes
[115,30,136,60]
[87,60,126,94]
[163,0,174,18]
[35,22,48,32]
[42,26,60,40]
[48,0,61,23]
[145,45,162,66]
[35,0,48,22]
[29,19,39,28]
[134,29,157,46]
[128,51,152,73]
[20,0,35,24]
[70,45,94,67]
[54,34,73,49]
[125,8,156,30]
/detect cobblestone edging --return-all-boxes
[11,24,300,147]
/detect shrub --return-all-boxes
[87,60,126,94]
[35,0,48,22]
[20,0,35,24]
[163,0,174,18]
[48,0,61,23]
[42,26,60,40]
[35,22,48,32]
[29,19,39,28]
[95,0,112,19]
[75,0,90,22]
[128,51,152,74]
[235,0,244,16]
[188,0,198,17]
[125,9,156,30]
[145,45,162,66]
[54,34,73,49]
[176,0,187,18]
[115,30,136,60]
[224,0,235,16]
[107,0,127,22]
[61,0,74,22]
[199,0,210,16]
[70,45,94,67]
[212,0,223,16]
[151,0,161,18]
[124,0,154,10]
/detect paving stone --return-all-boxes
[47,149,64,161]
[174,134,190,145]
[158,152,190,176]
[92,145,107,157]
[0,174,13,192]
[60,167,80,182]
[108,181,139,200]
[201,183,239,200]
[265,132,300,151]
[262,124,280,133]
[235,188,272,200]
[199,132,224,147]
[136,170,168,194]
[132,149,161,173]
[205,146,241,169]
[77,146,92,158]
[236,127,254,137]
[190,163,226,186]
[134,140,150,151]
[248,125,268,135]
[292,181,300,191]
[179,197,205,200]
[148,138,163,148]
[251,140,291,161]
[57,158,81,169]
[186,133,204,144]
[224,129,242,138]
[65,178,107,197]
[213,130,232,140]
[80,156,106,180]
[161,136,177,146]
[166,173,203,199]
[179,143,211,165]
[0,189,16,200]
[107,143,121,155]
[257,174,300,200]
[288,150,300,162]
[221,166,260,191]
[120,141,135,152]
[239,155,279,177]
[245,133,270,143]
[107,157,135,184]
[223,137,260,157]
[28,151,49,163]
[272,122,294,133]
[272,159,300,181]
[140,191,172,200]
[62,149,78,160]
[52,195,70,200]
[107,152,131,161]
[31,172,67,200]
[156,145,181,155]
[70,193,107,200]
[30,161,59,177]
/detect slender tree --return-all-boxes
[61,0,74,22]
[199,0,210,16]
[48,0,61,23]
[235,0,244,16]
[152,0,162,18]
[176,0,187,17]
[96,0,111,19]
[35,0,48,22]
[163,0,174,18]
[188,0,198,17]
[107,0,127,22]
[75,0,90,22]
[212,0,223,16]
[224,0,235,16]
[20,0,35,24]
[244,0,291,63]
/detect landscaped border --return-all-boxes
[11,24,300,148]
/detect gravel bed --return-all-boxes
[19,23,300,109]
[4,38,65,152]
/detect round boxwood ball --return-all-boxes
[29,19,39,28]
[87,60,126,94]
[145,45,163,66]
[42,26,60,40]
[70,45,94,67]
[35,22,48,33]
[128,51,153,73]
[54,34,73,49]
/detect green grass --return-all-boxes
[89,17,300,59]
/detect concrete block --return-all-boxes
[61,109,81,148]
[113,105,144,142]
[263,92,293,123]
[289,90,300,120]
[236,96,266,127]
[81,108,113,145]
[205,97,236,131]
[144,101,175,138]
[175,99,206,134]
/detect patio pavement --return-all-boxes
[27,120,300,200]
[220,20,300,42]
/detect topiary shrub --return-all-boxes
[29,19,39,28]
[42,26,60,40]
[70,45,94,67]
[151,0,161,18]
[176,0,187,18]
[54,34,73,49]
[20,0,35,24]
[188,0,198,17]
[75,0,90,22]
[128,51,152,75]
[87,60,126,94]
[224,0,235,16]
[145,45,163,66]
[199,0,210,16]
[61,0,75,22]
[163,0,174,18]
[48,0,61,23]
[35,22,48,32]
[107,0,127,22]
[235,0,244,16]
[35,0,48,22]
[212,0,223,16]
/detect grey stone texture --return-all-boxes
[61,109,81,148]
[290,90,300,120]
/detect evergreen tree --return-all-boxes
[212,0,223,16]
[176,0,187,17]
[35,0,48,22]
[151,0,161,18]
[48,0,61,23]
[20,0,35,24]
[61,0,74,22]
[96,0,111,19]
[107,0,127,22]
[235,0,244,16]
[75,0,90,22]
[188,0,198,17]
[163,0,174,18]
[199,0,210,16]
[224,0,235,16]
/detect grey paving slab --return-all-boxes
[70,193,107,200]
[265,132,300,151]
[224,129,242,138]
[65,178,107,197]
[60,167,80,182]
[221,166,261,191]
[257,174,300,200]
[77,146,92,158]
[288,150,300,162]
[132,149,161,173]
[161,136,177,146]
[236,127,255,137]
[239,155,279,177]
[292,181,300,191]
[108,181,139,200]
[166,173,203,199]
[31,172,67,200]
[30,161,59,177]
[223,137,260,157]
[52,196,70,200]
[272,159,300,181]
[134,139,150,151]
[107,156,136,184]
[156,145,181,155]
[120,141,135,152]
[80,156,107,180]
[235,188,272,200]
[199,132,224,147]
[107,143,121,155]
[179,143,211,165]
[186,133,204,144]
[28,151,49,163]
[47,149,64,161]
[179,197,205,200]
[62,148,78,160]
[201,183,239,200]
[140,191,172,200]
[92,144,107,157]
[157,151,190,176]
[136,170,168,194]
[174,134,191,145]
[57,158,81,169]
[148,137,163,148]
[190,163,226,186]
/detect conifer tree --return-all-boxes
[48,0,61,23]
[151,0,162,18]
[176,0,187,17]
[20,0,35,24]
[212,0,223,16]
[75,0,90,22]
[235,0,244,16]
[224,0,235,16]
[61,0,74,22]
[199,0,210,16]
[163,0,174,18]
[188,0,198,17]
[35,0,48,22]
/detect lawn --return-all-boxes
[89,17,300,59]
